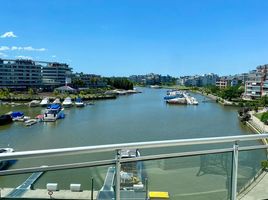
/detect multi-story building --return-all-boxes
[216,78,228,88]
[71,73,107,88]
[42,62,72,89]
[0,59,42,89]
[244,65,268,98]
[0,58,72,90]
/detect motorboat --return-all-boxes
[53,98,61,105]
[0,115,13,126]
[164,91,184,100]
[75,98,85,107]
[166,97,187,105]
[40,97,50,107]
[17,116,30,122]
[62,97,73,108]
[0,148,16,170]
[10,112,24,121]
[191,97,199,105]
[24,119,38,126]
[29,100,40,107]
[43,104,65,122]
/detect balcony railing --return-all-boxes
[0,134,268,200]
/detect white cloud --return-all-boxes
[0,31,17,38]
[0,46,9,51]
[0,52,8,57]
[0,46,46,51]
[52,55,56,58]
[16,55,33,60]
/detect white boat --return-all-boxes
[43,104,65,122]
[0,148,15,170]
[40,97,50,107]
[29,100,40,107]
[53,98,61,105]
[24,119,38,126]
[62,97,73,107]
[75,98,85,107]
[191,97,199,105]
[17,116,30,122]
[167,97,187,104]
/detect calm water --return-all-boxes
[0,88,266,200]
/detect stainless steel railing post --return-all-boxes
[231,142,239,200]
[115,150,121,200]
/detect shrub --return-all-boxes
[261,112,268,122]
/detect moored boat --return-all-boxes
[75,98,85,107]
[0,115,13,126]
[24,119,38,126]
[43,104,65,122]
[62,97,73,108]
[29,100,40,107]
[10,112,24,121]
[53,98,61,105]
[40,97,50,107]
[166,97,187,104]
[0,148,16,170]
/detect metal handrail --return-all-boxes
[1,134,268,160]
[0,134,268,200]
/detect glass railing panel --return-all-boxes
[121,152,232,200]
[0,165,115,199]
[237,148,267,199]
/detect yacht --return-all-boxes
[75,98,85,107]
[62,97,73,107]
[43,104,65,122]
[0,148,16,170]
[53,98,61,105]
[40,97,50,107]
[166,97,187,105]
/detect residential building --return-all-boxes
[0,59,42,89]
[129,73,175,85]
[42,62,72,89]
[216,78,228,88]
[244,64,268,98]
[71,73,107,88]
[0,58,72,90]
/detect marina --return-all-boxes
[0,88,266,199]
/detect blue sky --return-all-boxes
[0,0,268,77]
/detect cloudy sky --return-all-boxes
[1,0,268,76]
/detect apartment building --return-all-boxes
[0,59,42,89]
[0,59,72,90]
[42,62,72,89]
[244,65,268,98]
[216,78,228,88]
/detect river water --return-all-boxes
[0,88,266,200]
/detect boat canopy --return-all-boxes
[10,112,24,118]
[76,98,82,102]
[47,104,61,109]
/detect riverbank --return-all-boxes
[192,90,239,106]
[0,93,117,102]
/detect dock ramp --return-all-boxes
[6,171,44,198]
[97,167,115,200]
